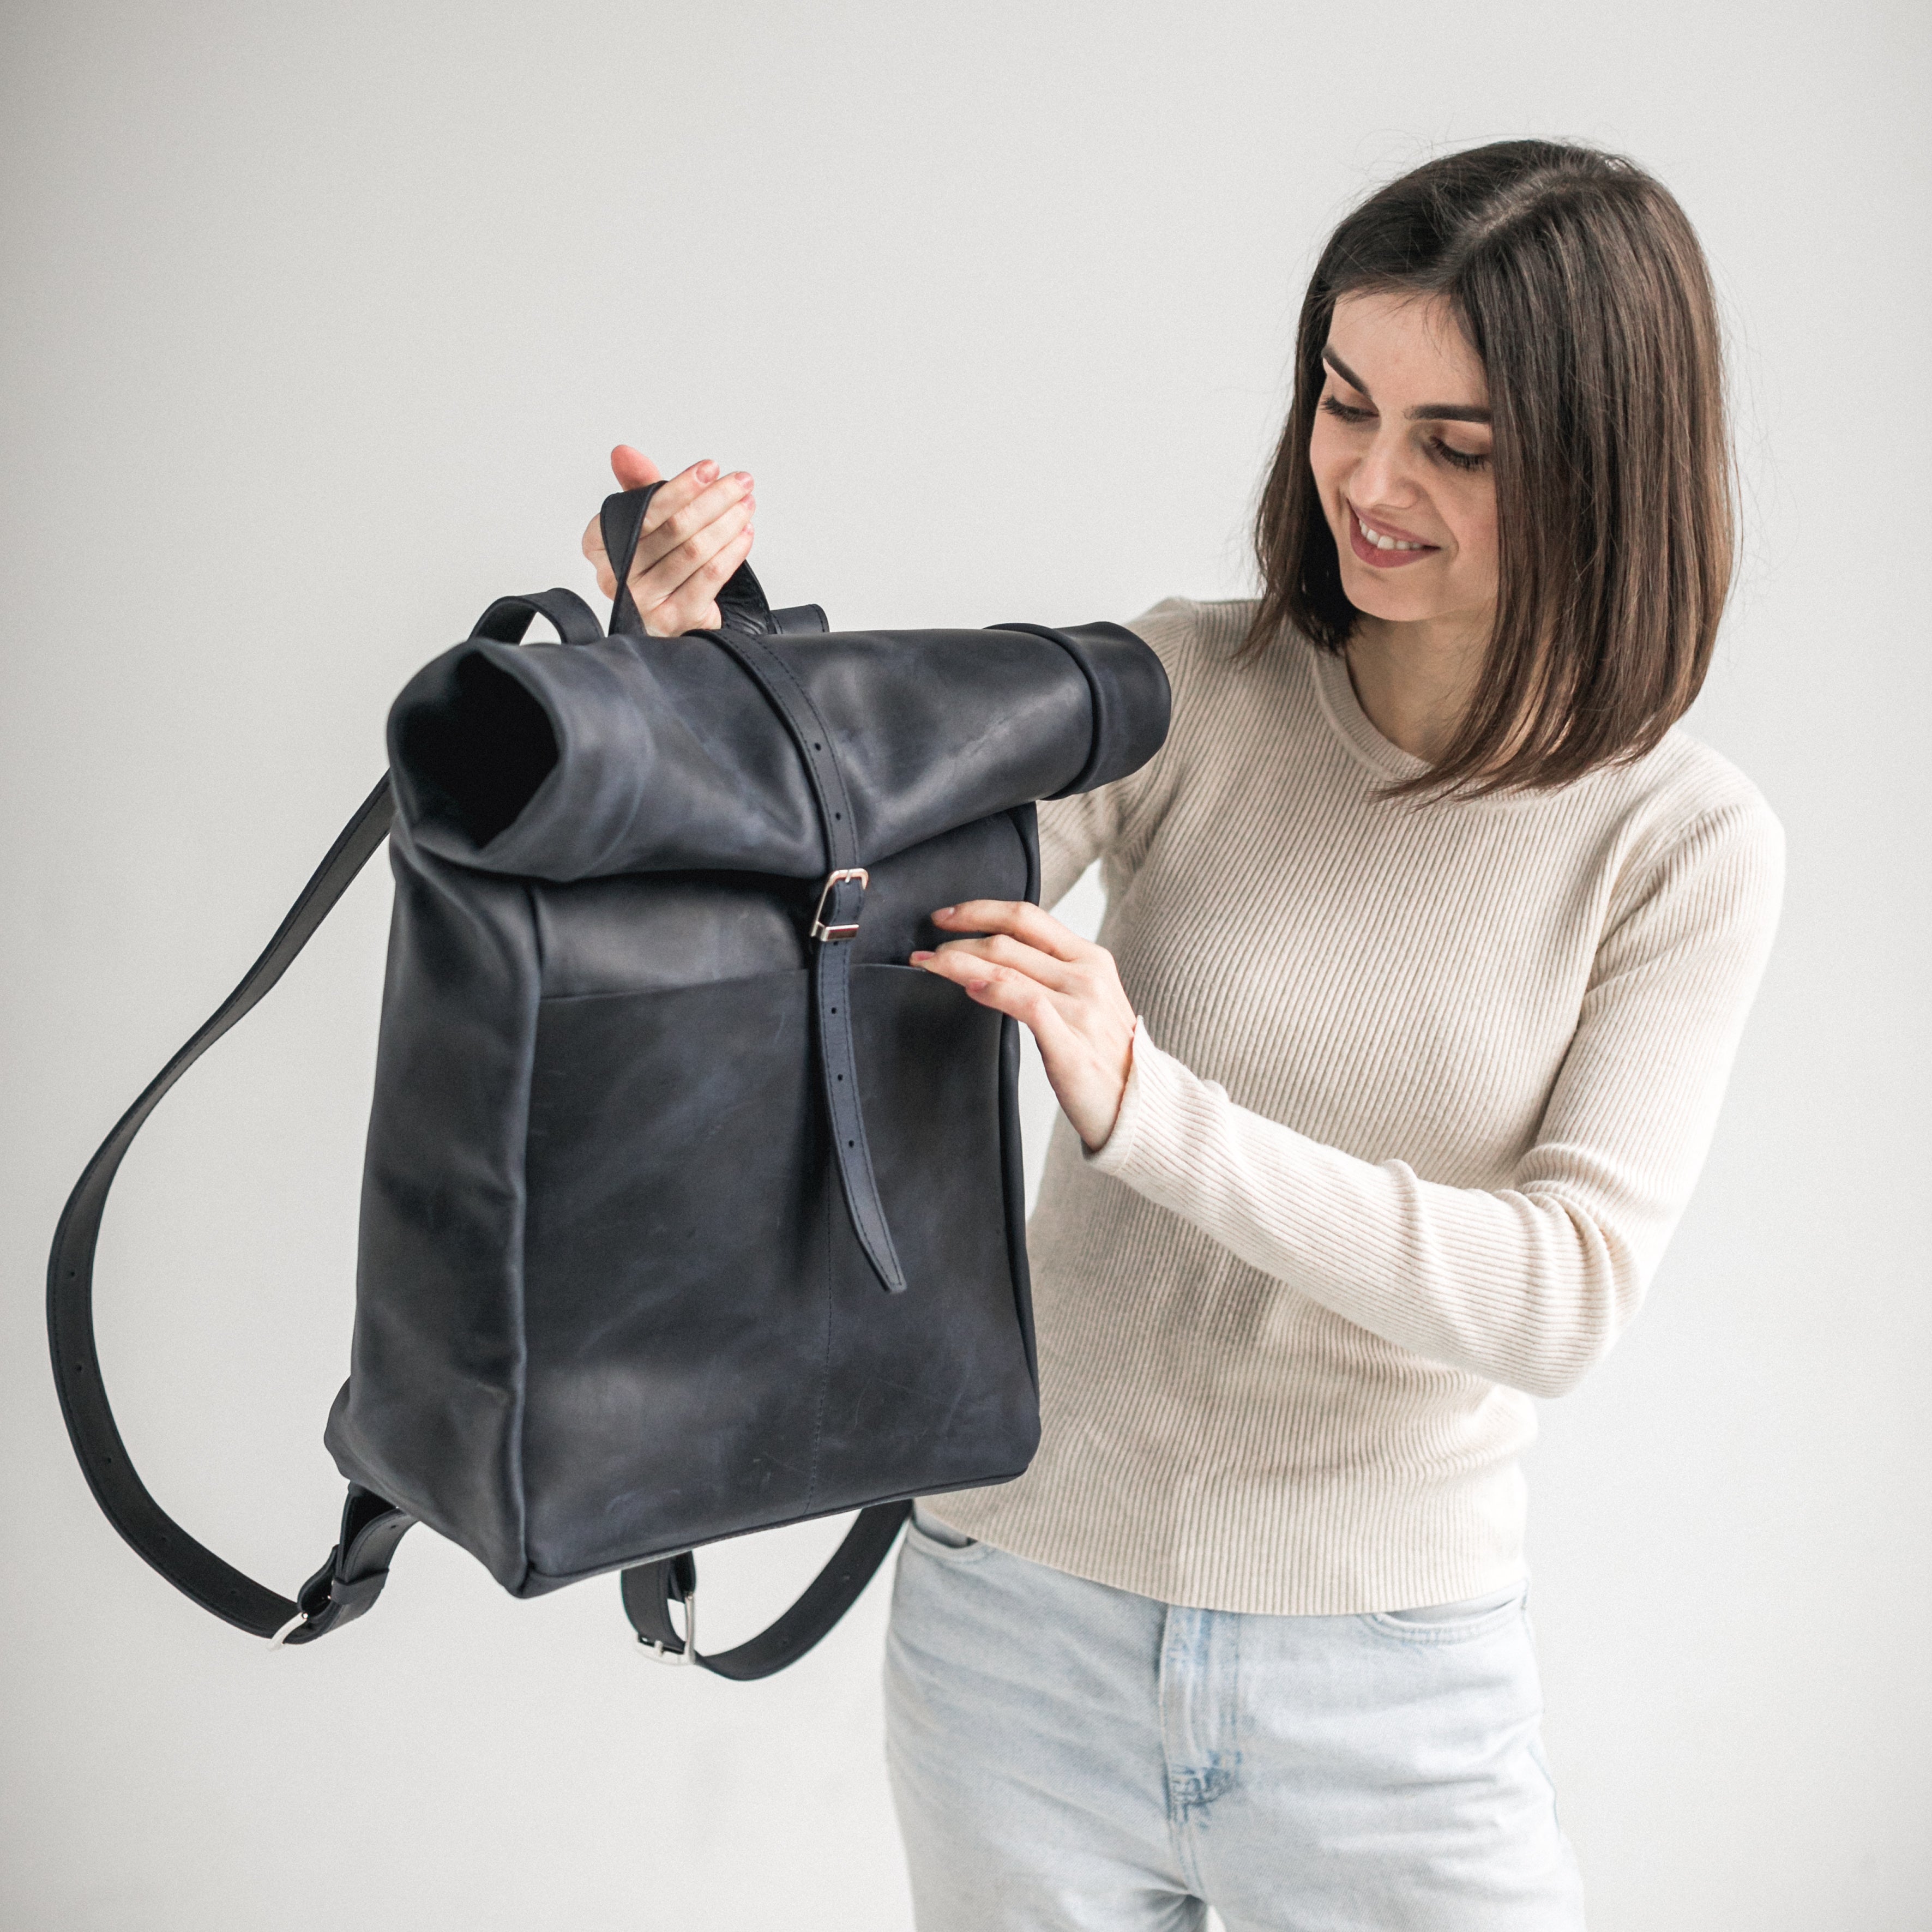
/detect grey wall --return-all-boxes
[3,3,1926,1927]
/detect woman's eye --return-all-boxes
[1431,439,1491,473]
[1320,395,1374,425]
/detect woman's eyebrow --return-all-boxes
[1409,402,1492,424]
[1321,346,1491,424]
[1322,346,1372,395]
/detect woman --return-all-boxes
[588,140,1783,1931]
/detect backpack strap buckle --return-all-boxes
[640,1583,696,1666]
[809,868,870,943]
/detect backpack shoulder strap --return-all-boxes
[47,775,402,1639]
[47,586,601,1644]
[619,1502,911,1677]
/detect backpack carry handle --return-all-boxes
[468,587,604,647]
[601,485,827,640]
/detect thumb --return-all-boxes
[609,444,664,490]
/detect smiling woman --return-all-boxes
[589,139,1783,1932]
[1258,142,1733,795]
[883,141,1780,1932]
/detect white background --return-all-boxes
[2,3,1927,1927]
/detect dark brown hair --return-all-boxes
[1250,140,1734,797]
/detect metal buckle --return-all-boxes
[638,1585,698,1666]
[809,868,869,943]
[270,1611,309,1649]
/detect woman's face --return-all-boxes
[1308,290,1498,639]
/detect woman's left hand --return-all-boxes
[912,902,1136,1152]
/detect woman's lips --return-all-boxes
[1345,507,1440,570]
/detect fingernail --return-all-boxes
[910,950,934,963]
[697,460,718,482]
[733,472,754,489]
[934,906,955,917]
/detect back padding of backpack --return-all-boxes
[323,621,1169,1596]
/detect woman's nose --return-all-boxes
[1349,430,1421,513]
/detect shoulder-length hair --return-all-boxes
[1250,140,1735,798]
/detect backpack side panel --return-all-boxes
[323,822,542,1591]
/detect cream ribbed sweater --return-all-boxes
[932,596,1784,1614]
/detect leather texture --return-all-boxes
[388,619,1164,883]
[48,487,1169,1670]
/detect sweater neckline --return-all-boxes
[1307,642,1432,784]
[1301,633,1593,818]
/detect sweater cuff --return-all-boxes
[1085,1017,1178,1176]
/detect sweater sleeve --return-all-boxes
[1086,796,1786,1398]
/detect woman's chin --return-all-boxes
[1340,569,1438,627]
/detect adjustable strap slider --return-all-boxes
[809,868,869,943]
[270,1485,412,1648]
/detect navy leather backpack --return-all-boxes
[48,486,1170,1674]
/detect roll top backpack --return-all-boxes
[47,486,1171,1675]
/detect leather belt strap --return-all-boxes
[708,633,908,1296]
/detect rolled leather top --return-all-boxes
[388,621,1170,882]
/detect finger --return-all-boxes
[634,467,754,578]
[636,458,723,537]
[630,493,755,615]
[637,525,755,636]
[923,932,1083,993]
[914,948,1068,1033]
[912,944,1064,1010]
[931,899,1089,963]
[609,445,664,490]
[621,460,720,583]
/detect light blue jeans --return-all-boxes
[884,1507,1585,1931]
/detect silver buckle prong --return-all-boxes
[809,868,869,943]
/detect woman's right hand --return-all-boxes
[580,444,756,636]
